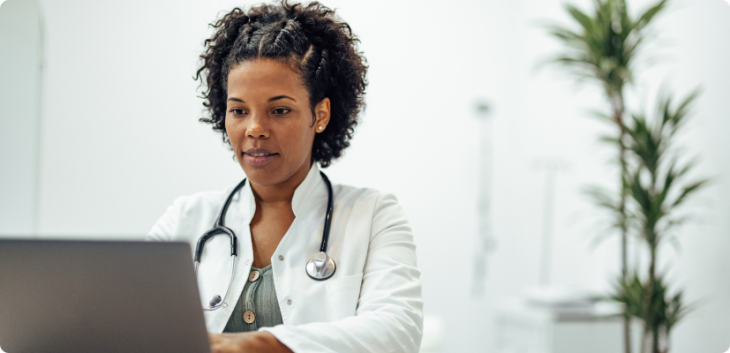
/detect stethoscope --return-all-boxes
[193,171,337,311]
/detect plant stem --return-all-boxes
[648,145,660,353]
[611,93,628,280]
[611,91,632,353]
[649,242,658,353]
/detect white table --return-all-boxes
[493,297,627,353]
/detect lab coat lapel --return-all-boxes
[271,164,330,324]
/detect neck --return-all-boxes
[249,161,312,205]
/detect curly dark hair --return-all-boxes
[195,1,368,167]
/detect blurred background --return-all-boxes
[1,0,728,351]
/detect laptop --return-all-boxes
[0,239,211,353]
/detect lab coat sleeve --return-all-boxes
[261,192,424,353]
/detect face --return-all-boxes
[225,59,330,188]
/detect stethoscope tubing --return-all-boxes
[193,177,247,263]
[318,172,334,253]
[194,171,336,310]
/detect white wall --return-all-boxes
[1,0,728,351]
[0,0,43,235]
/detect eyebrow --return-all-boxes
[226,95,297,103]
[268,95,296,102]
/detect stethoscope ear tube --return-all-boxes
[318,171,334,253]
[215,178,249,227]
[193,177,248,262]
[194,227,237,262]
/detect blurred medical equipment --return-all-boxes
[471,100,497,298]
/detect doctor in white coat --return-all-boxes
[147,2,423,352]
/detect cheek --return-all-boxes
[224,116,240,144]
[284,122,315,155]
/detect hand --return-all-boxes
[209,331,293,353]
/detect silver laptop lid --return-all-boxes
[0,239,211,353]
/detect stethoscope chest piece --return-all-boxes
[305,251,336,280]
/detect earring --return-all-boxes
[318,126,324,131]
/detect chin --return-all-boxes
[240,163,288,187]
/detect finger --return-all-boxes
[208,333,222,344]
[210,339,236,353]
[210,338,225,353]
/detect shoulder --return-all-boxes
[332,182,400,211]
[330,182,410,240]
[332,182,379,203]
[147,185,238,241]
[168,188,232,216]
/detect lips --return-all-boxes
[243,148,278,167]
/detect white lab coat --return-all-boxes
[147,163,423,353]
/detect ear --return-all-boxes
[314,97,331,133]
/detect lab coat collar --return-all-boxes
[242,162,323,221]
[291,162,323,217]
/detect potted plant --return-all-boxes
[545,0,708,352]
[612,91,707,353]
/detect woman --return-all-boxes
[148,2,423,352]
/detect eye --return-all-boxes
[272,108,291,115]
[229,108,245,115]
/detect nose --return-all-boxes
[246,112,270,139]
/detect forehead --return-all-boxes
[226,59,306,99]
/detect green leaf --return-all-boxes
[672,179,710,208]
[566,4,597,35]
[635,0,668,31]
[599,134,620,144]
[588,109,615,124]
[585,186,620,212]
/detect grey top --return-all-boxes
[223,264,283,332]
